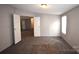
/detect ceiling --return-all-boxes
[10,4,78,15]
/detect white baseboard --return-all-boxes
[73,46,79,53]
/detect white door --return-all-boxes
[13,14,21,44]
[34,17,40,37]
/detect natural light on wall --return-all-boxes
[62,16,67,34]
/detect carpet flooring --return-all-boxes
[0,37,77,54]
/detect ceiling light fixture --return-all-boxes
[40,4,48,8]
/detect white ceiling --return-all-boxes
[10,4,78,15]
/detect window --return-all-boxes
[62,16,67,34]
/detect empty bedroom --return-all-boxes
[0,4,79,54]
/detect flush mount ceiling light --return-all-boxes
[40,4,48,8]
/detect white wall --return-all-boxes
[0,5,36,52]
[0,5,14,52]
[14,8,35,16]
[60,6,79,53]
[39,14,60,36]
[14,9,60,37]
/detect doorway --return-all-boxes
[20,16,34,38]
[13,14,40,44]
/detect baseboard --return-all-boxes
[34,36,61,38]
[60,37,78,53]
[73,46,79,53]
[40,36,60,37]
[0,43,13,53]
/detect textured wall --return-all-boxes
[60,6,79,53]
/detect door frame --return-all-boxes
[13,15,40,44]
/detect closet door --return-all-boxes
[13,14,21,44]
[34,17,40,37]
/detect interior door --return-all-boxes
[34,17,40,37]
[13,14,21,44]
